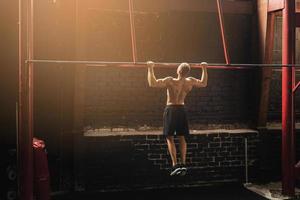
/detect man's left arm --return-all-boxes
[188,62,208,88]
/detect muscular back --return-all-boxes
[147,63,208,105]
[166,78,193,105]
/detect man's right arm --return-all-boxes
[189,62,208,88]
[147,61,172,88]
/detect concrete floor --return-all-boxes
[245,182,300,200]
[52,183,267,200]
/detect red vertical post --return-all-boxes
[18,0,34,199]
[216,0,230,64]
[281,0,295,196]
[128,0,137,63]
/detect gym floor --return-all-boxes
[52,183,267,200]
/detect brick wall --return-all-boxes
[72,130,259,191]
[84,67,257,129]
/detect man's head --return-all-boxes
[177,62,191,77]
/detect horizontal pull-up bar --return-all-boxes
[25,59,300,69]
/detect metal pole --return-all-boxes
[28,0,34,149]
[18,0,34,199]
[216,0,230,64]
[25,59,300,68]
[245,138,249,185]
[15,102,19,199]
[281,0,295,196]
[128,0,138,62]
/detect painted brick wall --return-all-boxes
[72,130,259,191]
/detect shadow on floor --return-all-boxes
[52,183,267,200]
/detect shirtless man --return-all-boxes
[147,61,208,176]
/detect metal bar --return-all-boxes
[293,81,300,93]
[17,0,23,198]
[25,59,300,68]
[245,138,249,185]
[291,68,296,196]
[15,102,19,199]
[73,0,86,132]
[18,0,34,199]
[273,69,300,72]
[281,0,295,196]
[28,0,34,155]
[88,64,250,70]
[128,0,138,62]
[216,0,230,64]
[293,66,296,88]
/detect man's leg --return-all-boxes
[178,135,187,176]
[178,136,187,165]
[166,136,181,176]
[166,136,177,166]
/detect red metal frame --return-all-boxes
[264,0,300,196]
[128,0,138,63]
[265,0,299,196]
[281,0,296,196]
[216,0,230,64]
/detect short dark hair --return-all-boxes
[178,63,190,77]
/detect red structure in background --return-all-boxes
[267,0,300,196]
[216,0,231,65]
[128,0,138,63]
[281,0,296,196]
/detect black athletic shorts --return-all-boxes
[163,105,190,136]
